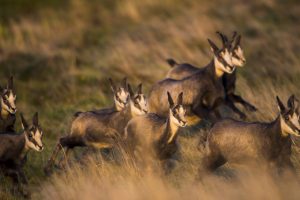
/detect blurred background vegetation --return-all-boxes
[0,0,299,199]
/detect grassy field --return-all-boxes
[0,0,300,199]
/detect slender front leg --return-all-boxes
[44,142,63,175]
[228,93,257,112]
[225,98,246,120]
[57,147,71,169]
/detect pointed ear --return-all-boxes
[137,83,142,94]
[208,39,219,54]
[167,92,174,108]
[20,113,28,130]
[121,77,127,90]
[108,78,117,92]
[177,92,183,105]
[276,96,286,114]
[216,31,228,47]
[32,112,39,126]
[7,76,13,90]
[127,83,134,98]
[287,95,295,110]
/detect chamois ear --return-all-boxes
[127,83,134,98]
[7,76,13,90]
[276,96,286,114]
[287,95,295,111]
[137,83,142,94]
[32,112,39,126]
[177,92,183,105]
[108,78,117,92]
[121,77,128,90]
[20,113,29,130]
[216,31,228,47]
[208,39,219,54]
[167,92,174,108]
[0,84,3,93]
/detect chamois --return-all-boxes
[44,83,148,174]
[75,78,129,116]
[166,32,256,119]
[197,95,299,178]
[0,112,43,197]
[148,39,234,120]
[0,76,17,133]
[125,92,186,173]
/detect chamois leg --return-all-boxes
[228,94,257,112]
[44,136,73,175]
[57,147,71,169]
[5,168,30,198]
[210,98,225,121]
[197,151,226,180]
[225,99,246,120]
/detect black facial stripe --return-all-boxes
[2,97,13,109]
[218,54,232,69]
[284,117,300,133]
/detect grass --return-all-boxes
[0,0,300,199]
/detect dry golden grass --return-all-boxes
[0,0,300,199]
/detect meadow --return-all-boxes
[0,0,300,199]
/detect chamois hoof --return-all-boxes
[43,165,53,176]
[237,112,247,120]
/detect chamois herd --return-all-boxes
[1,31,300,197]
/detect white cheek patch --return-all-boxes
[223,50,233,66]
[139,96,148,113]
[118,89,128,103]
[236,47,244,59]
[290,113,300,130]
[8,91,16,109]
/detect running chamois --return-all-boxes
[0,112,43,197]
[148,38,234,120]
[197,95,299,178]
[166,32,256,119]
[125,92,186,173]
[44,83,148,174]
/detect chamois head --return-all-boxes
[0,76,17,114]
[276,95,300,137]
[109,77,129,111]
[128,83,148,116]
[217,31,246,67]
[21,112,44,152]
[167,92,187,127]
[208,39,234,74]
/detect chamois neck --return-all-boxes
[18,132,30,158]
[0,104,10,119]
[160,116,179,145]
[271,116,289,138]
[213,57,225,78]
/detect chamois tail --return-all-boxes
[166,58,178,68]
